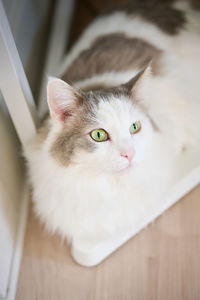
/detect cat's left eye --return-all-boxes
[90,129,108,142]
[130,121,141,134]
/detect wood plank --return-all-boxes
[16,185,200,300]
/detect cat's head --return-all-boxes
[47,68,157,173]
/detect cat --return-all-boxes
[24,0,200,244]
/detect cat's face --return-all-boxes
[47,69,155,173]
[71,97,153,173]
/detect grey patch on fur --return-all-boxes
[104,0,186,35]
[50,98,97,166]
[62,33,161,83]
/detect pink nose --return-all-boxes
[120,149,135,162]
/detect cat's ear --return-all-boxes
[124,66,151,98]
[47,78,82,123]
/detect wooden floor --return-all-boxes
[16,185,200,300]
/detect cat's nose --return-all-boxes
[120,149,135,162]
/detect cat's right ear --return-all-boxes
[47,78,82,123]
[123,66,151,98]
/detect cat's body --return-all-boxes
[25,1,200,242]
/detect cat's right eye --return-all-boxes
[130,121,141,134]
[90,129,108,142]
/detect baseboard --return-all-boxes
[1,184,30,300]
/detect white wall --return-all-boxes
[0,0,50,297]
[0,94,23,297]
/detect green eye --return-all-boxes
[90,129,108,142]
[130,121,141,134]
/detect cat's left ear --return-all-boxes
[47,78,83,123]
[123,65,151,98]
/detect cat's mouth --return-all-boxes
[126,163,133,169]
[119,162,133,172]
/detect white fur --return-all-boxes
[25,98,175,241]
[74,70,141,90]
[25,2,200,243]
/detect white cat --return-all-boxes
[24,1,200,244]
